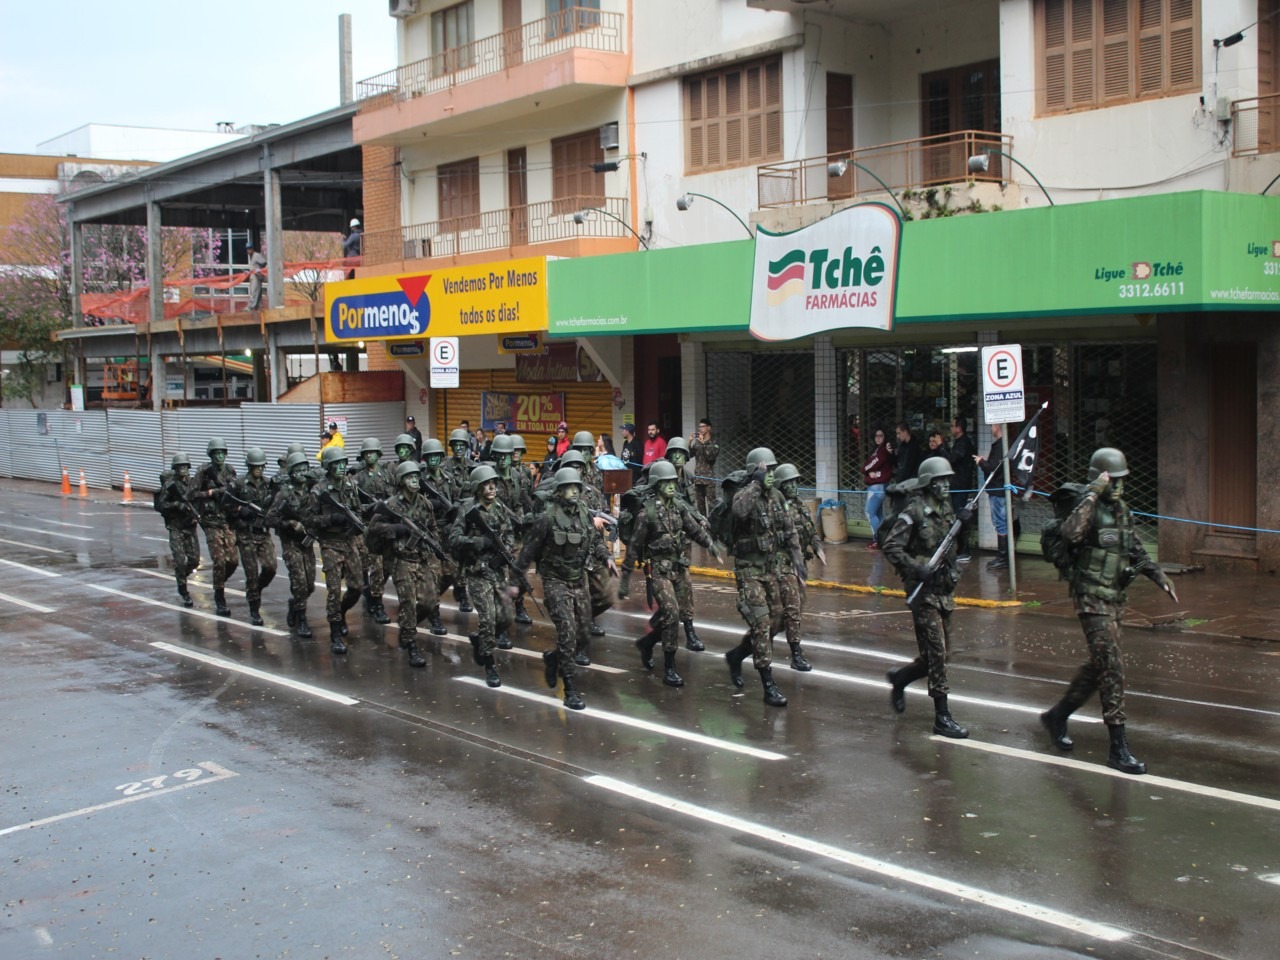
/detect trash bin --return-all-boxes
[819,499,848,544]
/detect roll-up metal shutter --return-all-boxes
[168,409,248,477]
[6,410,111,488]
[107,410,165,491]
[241,403,324,468]
[432,371,614,448]
[0,412,12,478]
[325,401,406,453]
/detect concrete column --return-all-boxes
[339,14,354,105]
[264,159,284,308]
[618,336,636,429]
[68,212,85,328]
[146,198,164,326]
[679,336,705,437]
[813,335,839,500]
[150,340,165,411]
[267,326,288,401]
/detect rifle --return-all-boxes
[588,508,618,526]
[320,487,367,535]
[223,487,266,517]
[466,503,548,619]
[164,479,200,522]
[272,495,318,549]
[377,501,447,562]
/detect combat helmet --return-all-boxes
[648,460,678,483]
[321,445,348,469]
[421,438,445,457]
[554,467,583,488]
[572,430,595,450]
[395,433,416,448]
[559,450,587,469]
[917,456,955,485]
[285,451,309,471]
[449,428,471,447]
[745,447,777,470]
[774,463,802,484]
[490,434,515,455]
[206,436,228,455]
[664,436,690,459]
[510,434,527,453]
[394,460,422,482]
[286,442,306,456]
[171,452,192,469]
[360,437,383,455]
[245,446,267,467]
[470,465,499,492]
[1088,447,1129,481]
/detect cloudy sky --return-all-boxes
[0,1,397,153]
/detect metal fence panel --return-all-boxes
[326,402,406,453]
[241,403,323,469]
[165,409,249,477]
[0,411,12,478]
[107,410,165,491]
[6,409,111,488]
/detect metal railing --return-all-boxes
[758,130,1012,208]
[362,196,631,265]
[357,8,623,109]
[1231,93,1280,157]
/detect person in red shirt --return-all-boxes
[554,422,571,459]
[861,426,894,549]
[642,421,667,465]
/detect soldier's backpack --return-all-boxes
[875,478,920,548]
[617,481,653,545]
[707,469,750,555]
[1040,482,1089,578]
[152,469,174,514]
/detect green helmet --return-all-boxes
[510,434,527,453]
[321,445,347,469]
[395,433,416,449]
[917,456,954,485]
[285,451,309,471]
[774,463,801,484]
[449,428,471,446]
[171,452,191,468]
[206,436,227,455]
[745,447,777,470]
[572,430,595,450]
[560,450,587,469]
[421,438,445,457]
[394,460,422,482]
[245,446,267,467]
[360,437,383,455]
[648,460,678,482]
[1088,447,1129,481]
[554,467,582,488]
[470,465,499,490]
[286,442,306,456]
[491,434,515,455]
[665,436,690,459]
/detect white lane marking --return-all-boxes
[585,774,1129,943]
[0,592,55,613]
[802,639,913,661]
[0,537,64,554]
[935,737,1280,813]
[1259,874,1280,886]
[456,676,787,761]
[5,523,94,542]
[0,557,62,577]
[10,516,94,529]
[86,585,289,637]
[131,568,248,598]
[394,626,627,675]
[151,642,359,706]
[0,761,238,837]
[141,536,173,543]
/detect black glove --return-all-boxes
[391,523,410,537]
[239,505,257,519]
[910,561,932,581]
[751,462,769,486]
[956,507,974,523]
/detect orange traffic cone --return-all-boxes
[78,469,88,497]
[122,471,133,503]
[61,467,71,495]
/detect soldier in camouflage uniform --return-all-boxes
[516,467,615,709]
[266,451,317,639]
[631,460,721,687]
[442,427,475,612]
[350,437,392,625]
[558,449,615,649]
[223,447,278,626]
[1040,447,1178,775]
[155,452,200,608]
[723,447,803,707]
[490,434,535,626]
[416,437,459,612]
[449,465,519,688]
[190,436,239,617]
[882,456,969,738]
[570,430,603,493]
[689,418,720,518]
[774,463,826,671]
[368,460,448,669]
[664,436,712,651]
[307,445,367,655]
[510,434,533,495]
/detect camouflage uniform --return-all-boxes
[418,463,459,601]
[728,483,800,670]
[777,497,822,644]
[689,434,720,517]
[307,474,366,626]
[156,471,200,599]
[351,458,393,617]
[449,498,517,661]
[190,461,238,590]
[441,454,473,501]
[265,478,316,631]
[630,496,714,654]
[224,472,278,610]
[369,490,445,650]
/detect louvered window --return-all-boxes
[1037,0,1199,114]
[685,57,783,173]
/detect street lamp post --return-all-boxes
[967,151,1055,206]
[675,192,753,236]
[573,208,650,250]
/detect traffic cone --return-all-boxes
[61,467,71,495]
[122,471,133,503]
[78,469,88,497]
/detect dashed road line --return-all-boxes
[151,642,358,705]
[5,523,94,542]
[87,584,288,636]
[0,592,56,613]
[0,557,62,577]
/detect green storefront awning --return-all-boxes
[547,191,1280,336]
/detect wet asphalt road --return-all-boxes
[1,485,1278,960]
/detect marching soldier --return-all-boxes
[664,436,711,651]
[266,451,318,639]
[881,456,969,738]
[189,436,239,617]
[490,434,534,626]
[631,460,721,687]
[351,437,392,625]
[155,452,200,608]
[558,449,615,648]
[515,467,616,709]
[773,463,826,671]
[307,445,367,655]
[570,430,603,493]
[442,427,475,613]
[368,460,448,669]
[1040,447,1178,774]
[223,447,278,626]
[449,465,519,688]
[723,447,803,707]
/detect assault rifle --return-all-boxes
[164,478,200,522]
[320,487,367,535]
[270,496,317,549]
[223,487,266,520]
[466,503,547,619]
[377,501,447,562]
[588,508,618,526]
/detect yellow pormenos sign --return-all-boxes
[323,256,548,344]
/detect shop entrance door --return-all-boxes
[1207,344,1257,554]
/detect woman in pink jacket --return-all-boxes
[861,427,894,549]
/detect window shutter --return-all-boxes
[725,117,743,164]
[1042,0,1068,110]
[1069,0,1095,106]
[725,72,742,114]
[684,58,782,172]
[1167,0,1196,90]
[1101,0,1131,100]
[746,115,763,160]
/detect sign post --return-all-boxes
[981,344,1026,593]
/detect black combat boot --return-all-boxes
[542,649,560,688]
[617,566,632,600]
[513,597,533,625]
[662,650,685,688]
[573,644,591,666]
[789,641,812,671]
[214,589,231,617]
[635,630,658,670]
[329,622,347,656]
[589,620,606,637]
[257,568,275,593]
[1106,724,1146,774]
[932,695,969,738]
[484,655,501,688]
[1040,700,1075,751]
[296,605,313,639]
[373,600,391,625]
[286,600,298,628]
[986,535,1009,570]
[405,638,426,668]
[725,636,752,688]
[248,602,264,627]
[496,630,513,650]
[429,609,447,636]
[886,661,926,714]
[759,667,787,707]
[456,583,472,613]
[562,675,585,710]
[178,585,194,609]
[683,619,705,652]
[468,633,483,666]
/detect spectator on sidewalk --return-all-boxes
[948,417,977,561]
[619,424,641,485]
[861,427,893,550]
[642,421,667,465]
[975,423,1010,569]
[890,422,923,485]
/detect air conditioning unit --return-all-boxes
[389,0,419,18]
[599,122,620,151]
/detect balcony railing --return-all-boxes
[357,8,623,109]
[362,196,631,265]
[1232,93,1280,157]
[758,130,1012,209]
